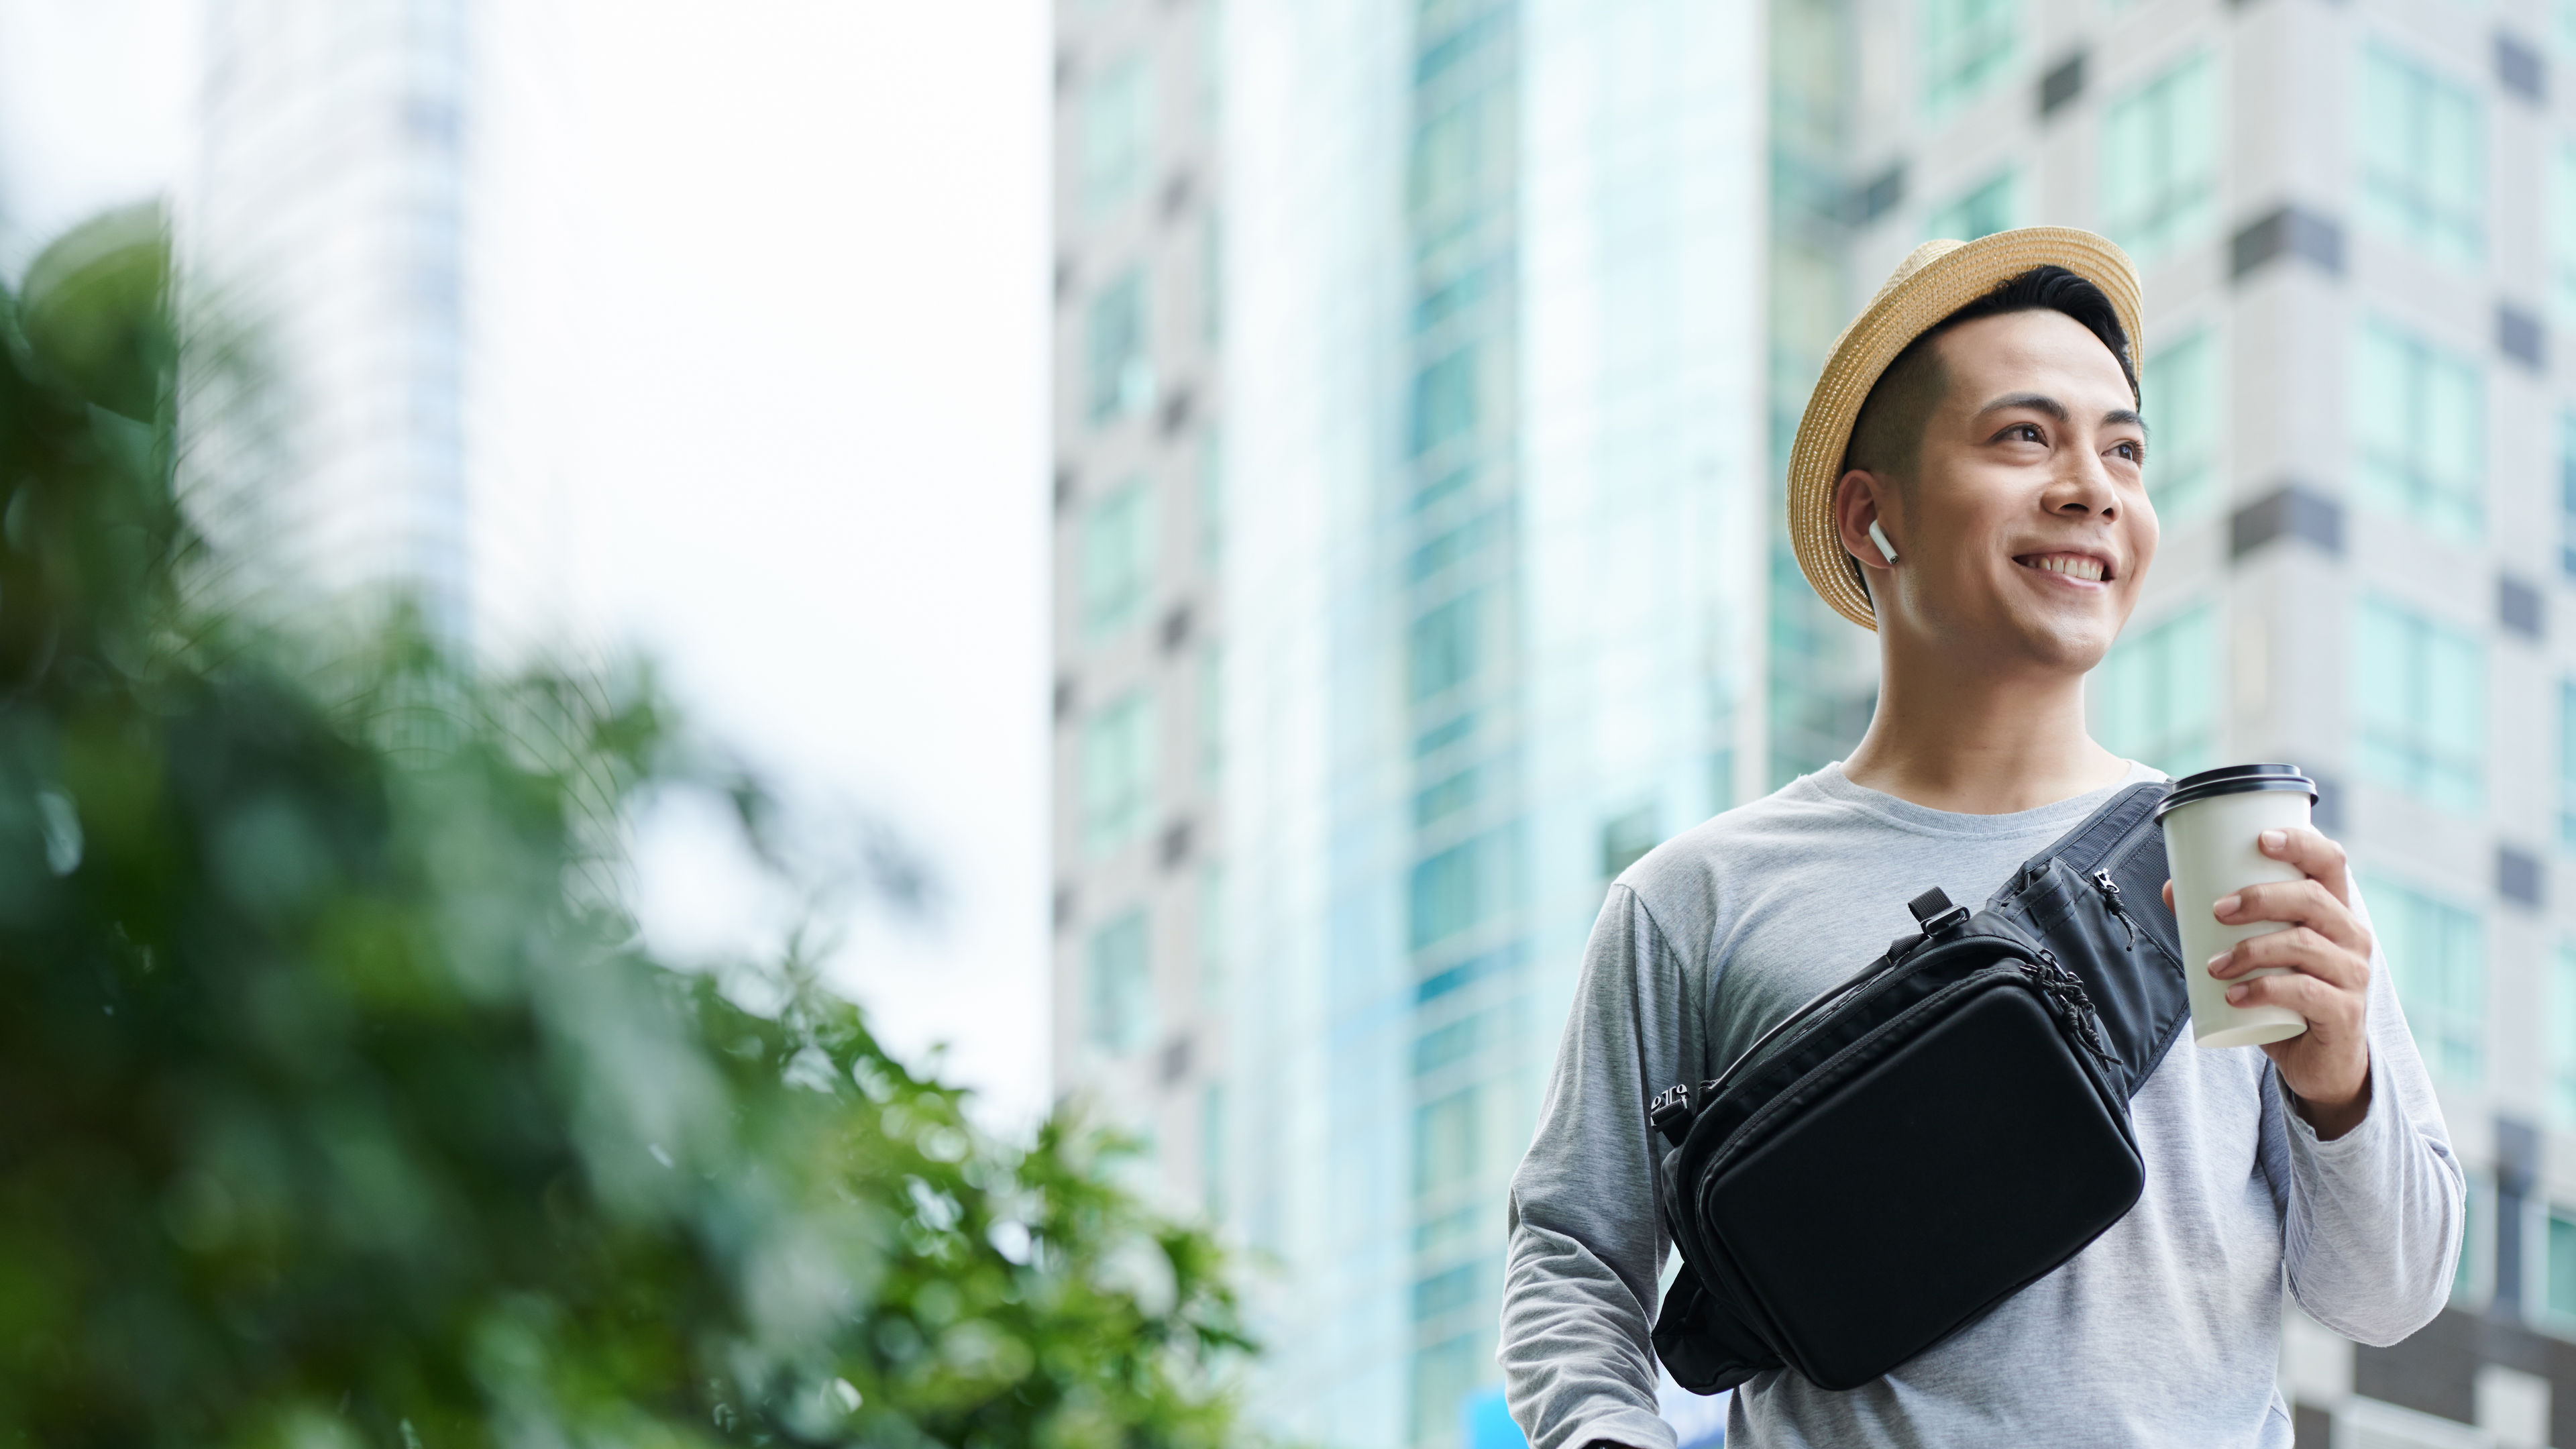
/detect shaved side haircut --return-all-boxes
[1841,264,2139,488]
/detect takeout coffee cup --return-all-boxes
[2153,764,2318,1049]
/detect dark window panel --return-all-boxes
[2498,30,2547,102]
[2231,206,2345,280]
[2230,484,2345,559]
[2500,573,2544,640]
[1845,163,1905,225]
[2499,843,2544,908]
[2039,52,2086,117]
[2499,302,2546,370]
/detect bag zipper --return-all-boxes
[2025,946,2120,1071]
[2089,868,2137,951]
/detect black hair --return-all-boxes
[1841,264,2138,485]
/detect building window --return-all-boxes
[2100,53,2220,265]
[1411,346,1480,457]
[2357,42,2482,268]
[1415,1014,1485,1077]
[1925,170,2017,241]
[2555,946,2576,1124]
[2141,328,2220,520]
[2459,1173,2486,1304]
[1081,56,1155,215]
[1600,807,1658,880]
[1198,429,1224,565]
[2555,144,2576,321]
[1409,826,1517,950]
[1417,766,1482,828]
[2549,1203,2576,1322]
[2564,682,2576,850]
[1198,645,1222,785]
[1410,1337,1484,1449]
[1921,0,2019,113]
[2093,606,2218,777]
[2365,872,2485,1085]
[1197,862,1225,1002]
[1410,591,1483,701]
[1412,1262,1484,1322]
[2353,317,2481,544]
[1408,90,1504,220]
[1086,908,1153,1055]
[2561,415,2576,582]
[1087,270,1154,423]
[1081,691,1157,855]
[1413,1087,1481,1194]
[1081,479,1155,638]
[1201,211,1223,343]
[2555,675,2576,845]
[1200,1081,1226,1221]
[2354,596,2483,814]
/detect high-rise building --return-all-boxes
[176,0,572,662]
[1048,0,1230,1221]
[1055,1,1764,1444]
[1830,0,2574,1440]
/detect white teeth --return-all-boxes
[2032,555,2104,581]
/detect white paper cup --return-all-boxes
[2154,764,2318,1049]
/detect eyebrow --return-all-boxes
[1975,392,2151,438]
[1976,392,2069,423]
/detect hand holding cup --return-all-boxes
[2155,765,2373,1138]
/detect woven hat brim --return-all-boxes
[1786,227,2144,631]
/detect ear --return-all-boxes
[1833,469,1898,572]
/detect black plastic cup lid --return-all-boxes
[2152,763,2318,820]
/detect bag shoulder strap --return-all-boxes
[1989,780,2169,907]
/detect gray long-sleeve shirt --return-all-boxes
[1501,763,2463,1449]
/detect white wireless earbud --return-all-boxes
[1867,519,1900,566]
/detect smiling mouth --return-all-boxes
[2015,551,2112,584]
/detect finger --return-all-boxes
[2224,969,2365,1032]
[2162,879,2175,912]
[2216,878,2369,955]
[2257,825,2353,907]
[2211,928,2371,993]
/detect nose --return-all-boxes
[2041,449,2120,521]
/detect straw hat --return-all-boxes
[1786,226,2143,631]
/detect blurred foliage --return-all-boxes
[0,212,1251,1447]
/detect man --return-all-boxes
[1498,229,2462,1448]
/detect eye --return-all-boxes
[2002,423,2044,444]
[2110,440,2142,462]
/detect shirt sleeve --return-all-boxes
[2269,877,2466,1346]
[1500,884,1699,1449]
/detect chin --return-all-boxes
[2013,614,2120,672]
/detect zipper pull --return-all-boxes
[2025,953,2118,1069]
[2091,868,2137,949]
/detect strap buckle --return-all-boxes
[1907,887,1971,937]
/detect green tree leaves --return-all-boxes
[0,213,1250,1449]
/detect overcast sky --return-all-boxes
[0,0,1057,1127]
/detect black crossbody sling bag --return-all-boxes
[1648,781,2192,1395]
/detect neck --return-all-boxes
[1839,631,2128,815]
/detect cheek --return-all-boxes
[2122,511,2159,577]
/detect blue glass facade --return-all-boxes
[1217,2,1774,1444]
[1401,3,1526,1436]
